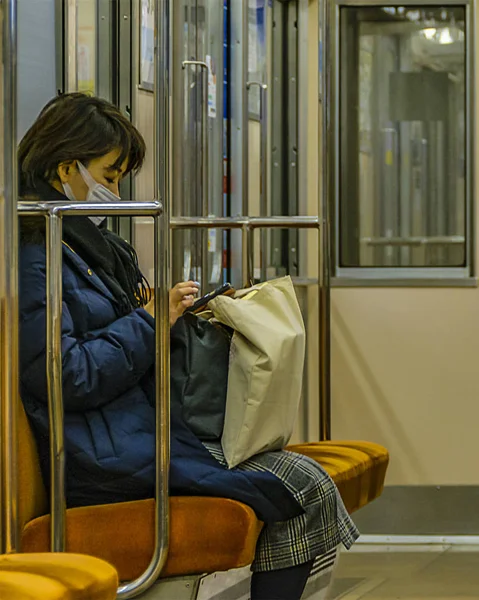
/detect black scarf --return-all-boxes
[21,180,150,317]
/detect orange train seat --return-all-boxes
[18,400,389,582]
[0,553,118,600]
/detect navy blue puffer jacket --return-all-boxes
[19,228,303,523]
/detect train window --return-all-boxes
[334,4,473,284]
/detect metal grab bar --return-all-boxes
[248,217,319,229]
[18,202,163,557]
[117,1,172,596]
[45,212,65,552]
[246,82,268,281]
[19,200,167,599]
[17,201,163,217]
[182,59,210,289]
[171,216,320,284]
[1,0,19,556]
[171,216,321,287]
[319,0,332,443]
[118,0,173,594]
[5,0,171,594]
[170,214,331,441]
[170,215,320,229]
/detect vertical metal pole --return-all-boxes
[155,0,171,571]
[54,0,65,93]
[319,0,331,441]
[46,212,66,551]
[118,3,171,598]
[154,0,171,585]
[241,2,249,220]
[241,223,253,287]
[201,64,209,289]
[259,85,268,282]
[228,0,248,286]
[260,83,268,282]
[0,0,3,552]
[0,0,19,555]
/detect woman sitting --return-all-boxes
[18,93,358,600]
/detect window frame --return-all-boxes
[328,0,476,287]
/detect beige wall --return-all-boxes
[133,90,156,282]
[331,286,479,485]
[77,0,96,93]
[307,0,479,486]
[135,91,156,204]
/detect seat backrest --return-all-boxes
[17,398,48,531]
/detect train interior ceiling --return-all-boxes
[1,0,479,599]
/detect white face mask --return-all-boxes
[62,161,120,226]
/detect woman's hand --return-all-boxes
[144,282,199,326]
[169,281,199,326]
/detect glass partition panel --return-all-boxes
[339,5,467,269]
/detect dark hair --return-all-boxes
[19,92,146,190]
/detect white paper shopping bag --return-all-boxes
[209,277,306,468]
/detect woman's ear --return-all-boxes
[57,161,76,184]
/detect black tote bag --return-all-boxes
[170,312,231,440]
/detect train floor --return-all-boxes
[329,543,479,599]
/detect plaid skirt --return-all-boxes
[202,442,360,572]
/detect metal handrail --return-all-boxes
[1,0,19,556]
[6,0,171,595]
[319,0,332,443]
[117,1,172,597]
[170,215,320,229]
[170,216,322,287]
[18,200,168,598]
[170,216,330,442]
[169,216,330,442]
[170,216,249,230]
[18,202,164,558]
[248,216,320,229]
[17,201,163,217]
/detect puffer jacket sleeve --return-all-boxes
[20,246,156,412]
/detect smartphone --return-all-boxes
[186,283,234,314]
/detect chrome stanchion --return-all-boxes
[0,0,19,555]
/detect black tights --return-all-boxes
[250,559,314,600]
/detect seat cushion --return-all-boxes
[287,441,389,514]
[21,441,388,582]
[17,400,48,529]
[0,553,118,600]
[0,571,68,600]
[22,496,264,582]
